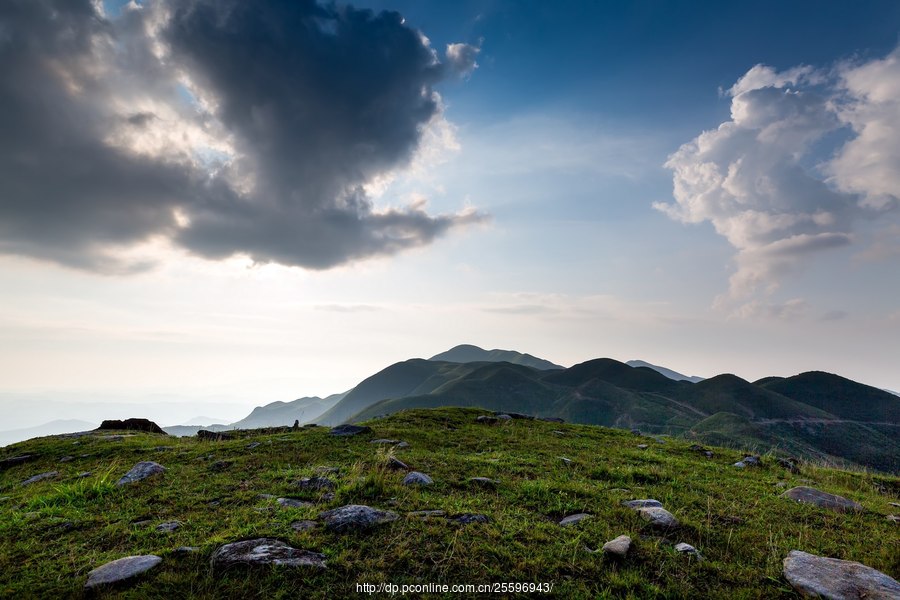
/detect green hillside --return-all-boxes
[759,372,900,423]
[1,408,897,598]
[429,344,564,370]
[676,374,833,420]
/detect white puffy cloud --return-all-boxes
[659,49,900,315]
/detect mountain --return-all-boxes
[429,344,563,370]
[626,359,704,383]
[229,393,346,429]
[757,371,900,423]
[0,419,96,447]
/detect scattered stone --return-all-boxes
[210,538,326,570]
[408,510,446,518]
[97,418,166,435]
[689,444,714,458]
[291,520,318,532]
[637,444,649,450]
[403,471,433,486]
[452,514,490,525]
[734,455,762,468]
[0,455,34,471]
[318,504,399,532]
[315,466,340,474]
[246,442,261,449]
[321,492,335,502]
[76,472,92,478]
[781,486,864,513]
[602,535,632,558]
[496,414,513,421]
[559,457,574,466]
[552,430,566,435]
[84,555,163,589]
[675,543,702,560]
[469,477,499,488]
[777,457,800,473]
[156,521,181,532]
[559,513,591,527]
[371,439,402,445]
[209,460,231,472]
[776,482,788,489]
[887,515,899,524]
[329,424,372,436]
[59,456,74,463]
[889,502,900,508]
[116,461,166,486]
[622,499,663,509]
[494,411,534,420]
[294,477,336,491]
[173,547,198,554]
[653,437,668,444]
[277,498,315,509]
[783,550,900,599]
[21,471,58,486]
[386,457,409,471]
[637,507,678,529]
[258,493,276,500]
[197,430,231,441]
[475,415,499,425]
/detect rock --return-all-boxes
[653,437,668,443]
[559,513,591,527]
[371,439,402,445]
[258,493,276,500]
[637,507,678,529]
[246,442,261,449]
[116,461,166,486]
[496,414,513,421]
[59,456,74,463]
[675,543,702,559]
[277,498,315,509]
[408,510,446,518]
[173,547,198,554]
[469,477,499,488]
[559,457,574,466]
[552,430,566,435]
[386,457,409,471]
[637,444,649,450]
[291,520,318,532]
[76,472,92,478]
[210,538,326,570]
[778,457,801,473]
[402,471,433,486]
[781,486,864,513]
[294,477,336,491]
[84,555,162,589]
[21,471,58,486]
[494,411,534,420]
[734,455,762,468]
[783,550,900,599]
[475,415,499,425]
[318,504,399,532]
[622,499,663,509]
[209,460,231,472]
[100,435,127,441]
[315,466,340,474]
[452,514,490,525]
[689,444,714,458]
[601,535,632,558]
[889,502,900,508]
[156,521,181,532]
[0,455,35,471]
[329,424,372,436]
[197,430,231,441]
[96,418,166,435]
[886,515,899,524]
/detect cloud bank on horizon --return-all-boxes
[659,49,900,316]
[0,0,483,273]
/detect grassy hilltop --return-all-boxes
[0,407,898,598]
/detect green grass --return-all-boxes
[0,407,897,598]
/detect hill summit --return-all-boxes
[428,344,564,370]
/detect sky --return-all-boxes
[1,0,899,428]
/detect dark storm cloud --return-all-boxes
[0,0,484,272]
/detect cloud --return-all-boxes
[445,42,480,78]
[0,0,485,273]
[659,50,900,312]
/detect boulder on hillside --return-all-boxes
[116,461,166,486]
[783,550,900,599]
[319,505,399,532]
[197,430,232,441]
[210,538,326,570]
[781,486,864,513]
[84,555,162,589]
[97,419,166,435]
[329,424,373,436]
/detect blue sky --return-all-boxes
[1,0,899,427]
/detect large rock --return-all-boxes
[197,430,232,441]
[402,471,433,486]
[559,513,591,527]
[622,499,662,509]
[84,555,162,589]
[294,477,336,491]
[602,535,632,558]
[0,455,35,471]
[329,424,373,437]
[210,538,326,570]
[637,507,678,529]
[116,461,166,486]
[97,419,166,435]
[783,550,900,599]
[781,486,864,513]
[318,505,398,532]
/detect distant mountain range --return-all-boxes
[4,344,898,473]
[0,419,96,447]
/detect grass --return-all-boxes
[0,407,897,598]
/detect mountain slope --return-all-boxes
[0,419,97,447]
[230,393,346,429]
[676,374,834,420]
[429,344,563,370]
[758,371,900,423]
[626,360,704,383]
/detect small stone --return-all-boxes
[59,456,74,463]
[675,543,702,560]
[886,515,899,524]
[76,472,92,478]
[329,424,372,436]
[246,442,261,449]
[496,414,512,421]
[494,411,534,420]
[552,430,565,435]
[469,477,499,488]
[370,439,401,445]
[210,538,325,570]
[637,444,649,450]
[21,471,58,486]
[315,466,340,474]
[277,498,315,509]
[318,504,399,532]
[637,507,678,529]
[622,499,662,509]
[209,460,231,471]
[156,521,181,532]
[408,510,446,518]
[258,493,276,500]
[781,486,864,513]
[783,550,900,599]
[653,437,668,443]
[734,455,761,468]
[452,513,490,525]
[116,461,165,486]
[84,555,162,589]
[173,547,198,554]
[291,520,318,532]
[889,502,900,508]
[601,535,632,558]
[294,477,336,491]
[475,415,499,425]
[386,457,409,471]
[559,457,573,466]
[559,513,591,527]
[402,471,433,486]
[777,457,800,473]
